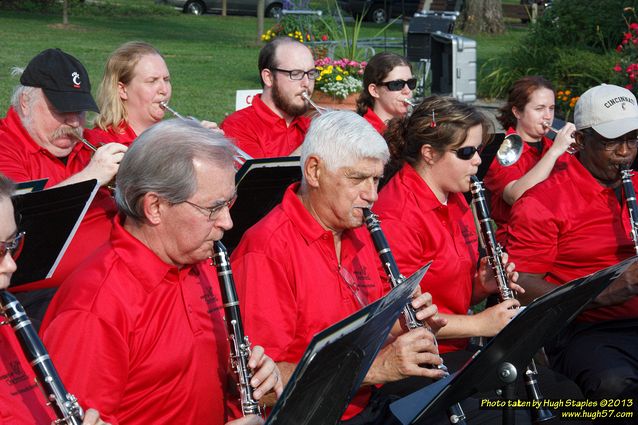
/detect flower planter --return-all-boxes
[311,91,358,111]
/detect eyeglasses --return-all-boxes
[599,138,638,151]
[378,78,417,91]
[183,195,237,221]
[0,232,25,260]
[581,128,638,151]
[340,267,370,307]
[450,145,484,160]
[272,68,320,80]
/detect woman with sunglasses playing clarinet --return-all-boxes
[375,96,524,358]
[0,173,108,425]
[483,76,576,246]
[374,96,584,416]
[356,52,416,134]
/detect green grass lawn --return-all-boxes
[0,3,527,124]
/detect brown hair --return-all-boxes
[356,52,411,116]
[384,95,491,180]
[497,76,555,130]
[95,41,163,131]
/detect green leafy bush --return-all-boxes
[479,0,632,108]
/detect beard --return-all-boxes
[271,79,309,118]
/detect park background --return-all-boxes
[0,0,635,125]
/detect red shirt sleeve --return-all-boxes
[42,310,127,425]
[233,251,298,362]
[221,112,265,158]
[507,194,559,274]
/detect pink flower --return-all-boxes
[321,34,328,41]
[631,23,638,31]
[614,63,623,72]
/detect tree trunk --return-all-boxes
[222,0,227,16]
[257,0,265,42]
[62,0,69,25]
[459,0,505,35]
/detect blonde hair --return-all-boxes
[95,41,162,131]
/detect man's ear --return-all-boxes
[303,155,322,188]
[261,68,274,89]
[141,192,164,225]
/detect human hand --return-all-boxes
[475,299,520,337]
[547,122,577,156]
[410,291,447,334]
[199,120,224,134]
[226,416,264,425]
[477,253,524,298]
[368,327,445,384]
[82,142,128,187]
[248,345,283,400]
[594,259,638,306]
[82,408,110,425]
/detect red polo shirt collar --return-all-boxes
[111,217,195,292]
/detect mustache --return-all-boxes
[50,126,83,143]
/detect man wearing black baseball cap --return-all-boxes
[0,48,128,326]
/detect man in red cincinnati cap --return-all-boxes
[0,48,128,328]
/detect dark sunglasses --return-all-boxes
[378,78,417,91]
[450,145,483,160]
[0,231,25,260]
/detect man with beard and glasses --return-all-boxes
[221,37,315,158]
[0,48,128,327]
[507,84,638,414]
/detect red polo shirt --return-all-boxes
[221,94,310,158]
[375,164,479,353]
[0,325,56,424]
[230,183,386,420]
[483,128,572,245]
[507,158,638,322]
[84,122,137,147]
[40,218,238,425]
[362,108,386,134]
[0,107,116,291]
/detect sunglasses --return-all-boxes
[0,231,25,260]
[450,145,483,160]
[378,78,417,91]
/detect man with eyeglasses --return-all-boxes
[0,49,128,327]
[221,37,316,158]
[0,174,110,424]
[507,84,638,408]
[40,120,282,425]
[231,111,446,424]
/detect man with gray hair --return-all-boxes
[0,48,128,324]
[231,111,445,424]
[40,119,282,425]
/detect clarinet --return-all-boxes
[211,241,263,416]
[362,208,467,425]
[0,291,84,425]
[470,176,553,423]
[620,164,638,254]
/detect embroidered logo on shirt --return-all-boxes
[0,360,30,394]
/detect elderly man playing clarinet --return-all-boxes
[40,119,282,425]
[231,111,449,425]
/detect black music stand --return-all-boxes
[224,157,301,253]
[11,180,99,286]
[266,262,433,425]
[389,257,636,425]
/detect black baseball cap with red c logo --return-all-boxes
[20,48,99,114]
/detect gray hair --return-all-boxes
[300,110,389,171]
[10,67,39,116]
[115,119,235,221]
